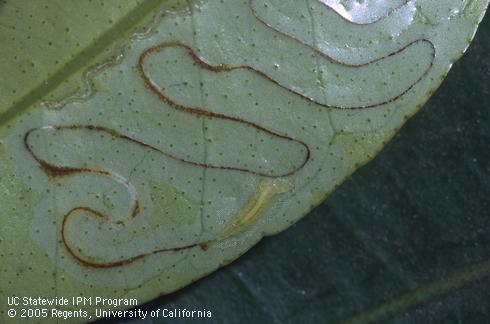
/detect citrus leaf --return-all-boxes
[0,0,488,322]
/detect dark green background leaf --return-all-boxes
[101,10,490,324]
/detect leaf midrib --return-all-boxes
[0,0,168,127]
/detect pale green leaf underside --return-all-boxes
[0,0,488,322]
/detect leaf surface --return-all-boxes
[0,0,488,322]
